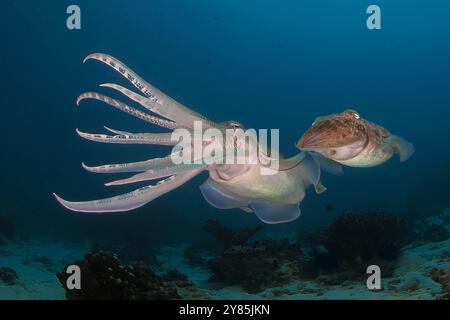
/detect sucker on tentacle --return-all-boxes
[83,53,216,129]
[100,83,176,123]
[76,128,177,145]
[77,92,178,129]
[53,169,204,213]
[82,155,180,174]
[104,163,207,186]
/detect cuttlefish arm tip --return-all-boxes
[76,95,83,106]
[81,162,90,170]
[53,193,96,213]
[83,53,99,63]
[52,193,77,212]
[82,55,92,64]
[83,52,111,64]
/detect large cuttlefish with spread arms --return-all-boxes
[54,53,327,224]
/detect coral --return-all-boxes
[0,215,15,240]
[208,239,307,293]
[34,256,53,266]
[203,219,263,249]
[421,224,450,243]
[57,251,195,300]
[91,238,159,266]
[0,267,18,285]
[321,212,407,268]
[184,245,208,266]
[430,268,450,299]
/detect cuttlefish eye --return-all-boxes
[227,121,244,130]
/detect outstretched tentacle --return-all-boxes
[82,155,178,174]
[103,126,134,136]
[76,128,177,146]
[77,92,178,130]
[100,83,175,123]
[105,163,206,186]
[83,53,216,128]
[53,168,203,213]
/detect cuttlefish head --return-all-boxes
[297,110,368,162]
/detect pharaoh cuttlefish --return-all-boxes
[54,53,326,224]
[298,110,415,167]
[54,55,414,224]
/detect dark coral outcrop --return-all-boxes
[0,267,18,285]
[430,268,450,300]
[321,212,407,267]
[208,239,308,293]
[91,238,159,266]
[57,251,194,300]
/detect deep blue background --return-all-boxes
[1,0,449,245]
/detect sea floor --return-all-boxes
[1,233,449,300]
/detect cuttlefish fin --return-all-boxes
[250,202,301,224]
[240,207,253,213]
[259,152,306,174]
[386,135,415,162]
[199,179,250,209]
[309,152,344,175]
[277,152,307,171]
[297,154,327,194]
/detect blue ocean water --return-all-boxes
[1,0,450,299]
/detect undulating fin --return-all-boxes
[296,154,327,194]
[386,135,415,162]
[315,181,327,194]
[82,155,178,174]
[76,128,177,145]
[310,152,344,175]
[77,92,178,129]
[277,152,307,171]
[84,53,216,129]
[199,178,250,209]
[53,169,203,213]
[105,163,206,186]
[250,202,301,224]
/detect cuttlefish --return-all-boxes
[54,53,326,224]
[297,109,415,167]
